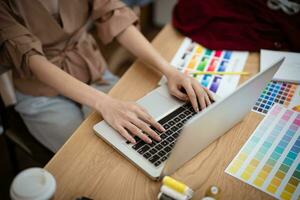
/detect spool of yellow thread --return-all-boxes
[162,176,193,198]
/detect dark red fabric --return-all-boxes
[172,0,300,51]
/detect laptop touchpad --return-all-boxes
[137,88,183,120]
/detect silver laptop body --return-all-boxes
[93,58,283,180]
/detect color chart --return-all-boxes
[226,104,300,200]
[252,81,300,115]
[161,38,249,98]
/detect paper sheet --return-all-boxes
[260,50,300,83]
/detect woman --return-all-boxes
[0,0,212,152]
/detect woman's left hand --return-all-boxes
[165,68,214,112]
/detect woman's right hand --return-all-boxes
[97,96,165,144]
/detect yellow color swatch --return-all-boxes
[275,171,285,179]
[227,165,240,174]
[241,171,252,180]
[250,159,259,167]
[196,46,203,54]
[245,165,256,174]
[258,170,268,179]
[188,56,197,69]
[271,177,281,187]
[267,184,277,194]
[263,165,272,173]
[253,177,264,187]
[285,184,296,193]
[280,191,292,200]
[238,153,248,161]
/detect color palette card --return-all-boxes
[160,38,249,98]
[252,81,300,115]
[226,104,300,200]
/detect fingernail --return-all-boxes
[156,136,161,141]
[131,139,136,144]
[147,138,152,143]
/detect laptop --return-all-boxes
[93,58,284,180]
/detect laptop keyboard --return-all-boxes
[127,103,197,167]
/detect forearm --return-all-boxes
[116,25,175,76]
[28,55,108,110]
[28,55,164,143]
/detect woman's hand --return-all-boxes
[97,96,165,144]
[165,68,214,112]
[115,26,213,112]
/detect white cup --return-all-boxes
[10,167,56,200]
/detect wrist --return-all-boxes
[162,66,177,79]
[92,91,112,113]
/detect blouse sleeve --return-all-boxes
[0,1,44,77]
[92,0,138,45]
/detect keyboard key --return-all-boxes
[127,136,142,144]
[149,155,160,163]
[183,103,192,109]
[132,141,146,150]
[167,136,175,143]
[161,140,169,146]
[150,126,162,134]
[143,152,151,159]
[155,144,163,151]
[164,146,172,153]
[158,150,166,157]
[188,106,195,112]
[149,140,157,147]
[184,110,191,115]
[169,142,175,147]
[176,123,183,128]
[154,161,162,167]
[160,133,168,139]
[171,126,178,132]
[169,121,175,126]
[161,156,168,162]
[182,118,187,123]
[149,148,157,154]
[174,117,180,122]
[173,132,179,138]
[158,106,185,125]
[137,145,150,154]
[186,115,192,119]
[134,136,142,142]
[163,124,170,130]
[179,114,185,119]
[166,130,172,135]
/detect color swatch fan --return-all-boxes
[162,38,249,98]
[226,104,300,200]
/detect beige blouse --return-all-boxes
[0,0,138,96]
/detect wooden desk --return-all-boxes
[45,25,273,200]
